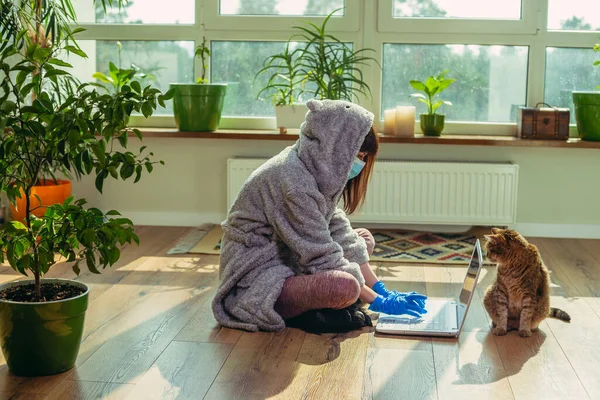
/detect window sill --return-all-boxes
[135,129,600,149]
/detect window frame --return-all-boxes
[75,0,600,135]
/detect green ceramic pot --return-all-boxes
[420,114,445,136]
[0,279,89,377]
[171,83,227,132]
[573,91,600,141]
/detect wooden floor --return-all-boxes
[1,227,599,400]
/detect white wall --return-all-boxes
[71,138,600,238]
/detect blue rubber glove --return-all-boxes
[373,281,427,309]
[369,292,428,317]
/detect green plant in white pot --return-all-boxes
[255,41,307,132]
[572,43,600,141]
[0,0,172,377]
[171,37,227,132]
[255,8,378,131]
[293,9,378,102]
[410,70,456,136]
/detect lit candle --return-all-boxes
[394,106,416,137]
[383,109,395,135]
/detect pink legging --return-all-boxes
[274,228,375,319]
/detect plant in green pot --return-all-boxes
[0,0,172,377]
[572,43,600,141]
[410,70,456,136]
[171,37,227,132]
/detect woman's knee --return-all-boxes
[275,271,360,319]
[355,228,375,255]
[322,271,361,309]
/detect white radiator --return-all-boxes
[227,158,519,226]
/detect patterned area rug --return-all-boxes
[170,225,490,265]
[370,229,490,265]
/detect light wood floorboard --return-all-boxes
[0,228,598,399]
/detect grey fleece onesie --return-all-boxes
[212,99,375,332]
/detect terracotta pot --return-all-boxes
[10,180,72,221]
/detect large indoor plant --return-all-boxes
[410,70,456,136]
[255,8,378,130]
[171,37,227,132]
[572,43,600,141]
[0,0,172,376]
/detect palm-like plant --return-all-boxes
[255,41,305,106]
[255,8,379,104]
[292,9,379,101]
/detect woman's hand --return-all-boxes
[368,292,427,317]
[373,281,427,308]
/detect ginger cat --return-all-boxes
[483,228,571,337]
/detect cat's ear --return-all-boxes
[491,227,502,234]
[484,234,494,242]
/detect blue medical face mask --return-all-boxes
[348,157,366,181]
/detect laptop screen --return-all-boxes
[457,240,483,329]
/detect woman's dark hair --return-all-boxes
[343,125,379,214]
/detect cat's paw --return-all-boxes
[518,329,532,338]
[492,326,507,336]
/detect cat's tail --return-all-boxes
[549,307,571,322]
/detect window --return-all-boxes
[76,0,195,24]
[547,0,600,31]
[212,41,288,117]
[378,0,537,34]
[392,0,521,19]
[76,0,600,134]
[69,41,195,115]
[545,48,600,123]
[212,40,349,117]
[219,0,344,16]
[382,44,528,123]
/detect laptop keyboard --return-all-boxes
[377,300,457,332]
[408,313,448,331]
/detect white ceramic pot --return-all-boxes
[275,104,309,130]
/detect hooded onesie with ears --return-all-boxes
[212,99,375,332]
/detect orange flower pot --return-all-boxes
[9,180,72,222]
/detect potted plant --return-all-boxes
[572,43,600,141]
[293,9,378,102]
[255,41,307,132]
[93,42,156,96]
[0,0,172,377]
[410,70,456,136]
[170,37,227,132]
[255,8,378,130]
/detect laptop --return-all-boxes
[375,239,483,338]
